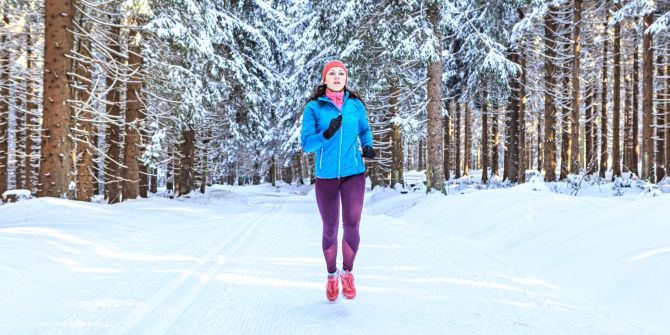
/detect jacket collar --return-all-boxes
[317,90,350,103]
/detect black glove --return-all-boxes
[362,146,375,159]
[323,115,342,139]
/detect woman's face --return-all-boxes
[324,67,347,92]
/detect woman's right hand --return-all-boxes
[323,115,342,139]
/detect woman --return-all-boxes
[300,60,375,301]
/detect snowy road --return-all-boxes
[0,184,664,334]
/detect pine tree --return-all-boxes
[38,0,75,198]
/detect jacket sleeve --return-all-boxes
[357,100,373,148]
[301,102,328,152]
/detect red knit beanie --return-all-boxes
[321,60,348,83]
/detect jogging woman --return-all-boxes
[300,60,375,301]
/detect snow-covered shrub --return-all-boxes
[657,176,670,193]
[636,181,663,198]
[1,189,33,203]
[612,177,632,197]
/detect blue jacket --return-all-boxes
[300,91,373,178]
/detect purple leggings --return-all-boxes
[315,172,366,273]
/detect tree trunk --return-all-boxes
[425,3,445,193]
[369,127,384,188]
[537,115,543,172]
[294,152,304,185]
[443,101,452,180]
[122,43,143,201]
[519,47,527,182]
[612,20,622,180]
[38,3,75,198]
[481,96,489,184]
[138,98,148,198]
[179,129,195,196]
[104,25,123,203]
[390,78,403,187]
[666,81,670,179]
[570,0,582,174]
[166,148,173,194]
[492,106,500,178]
[74,37,95,201]
[200,128,211,193]
[642,14,654,182]
[624,65,632,173]
[585,85,594,173]
[418,139,424,171]
[632,35,640,177]
[656,54,667,182]
[506,49,520,183]
[560,37,571,181]
[0,15,8,193]
[599,28,609,180]
[454,103,462,179]
[15,90,24,190]
[24,28,37,192]
[543,7,558,182]
[464,103,472,176]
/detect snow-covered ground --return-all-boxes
[0,179,668,334]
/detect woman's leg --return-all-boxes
[315,177,340,273]
[340,173,366,272]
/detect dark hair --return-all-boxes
[307,84,366,106]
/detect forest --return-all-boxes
[1,0,670,202]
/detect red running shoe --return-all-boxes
[341,270,356,299]
[326,271,339,301]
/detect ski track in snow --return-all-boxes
[0,186,663,334]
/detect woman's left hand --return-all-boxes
[362,146,375,159]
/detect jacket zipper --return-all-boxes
[338,112,342,179]
[320,147,323,170]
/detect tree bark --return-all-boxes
[122,43,143,200]
[418,139,424,171]
[200,128,211,193]
[454,102,463,179]
[390,78,404,187]
[179,128,195,196]
[519,47,527,182]
[104,25,123,203]
[454,103,462,179]
[666,79,670,179]
[74,37,95,201]
[0,15,8,193]
[492,105,500,178]
[570,0,582,174]
[38,3,75,198]
[612,20,622,179]
[632,35,640,177]
[15,87,24,189]
[464,103,472,176]
[560,33,571,181]
[506,50,520,183]
[543,7,558,182]
[150,167,157,193]
[138,94,148,198]
[537,114,543,172]
[656,54,666,181]
[24,27,37,192]
[585,85,594,173]
[599,28,609,179]
[444,101,452,180]
[481,95,489,184]
[425,3,445,192]
[642,14,654,182]
[624,65,632,173]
